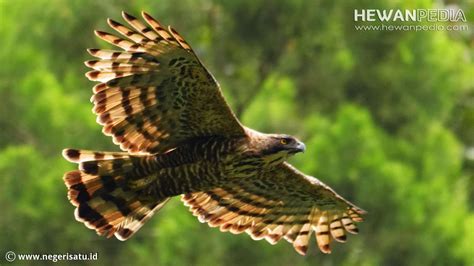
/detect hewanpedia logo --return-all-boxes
[354,9,467,22]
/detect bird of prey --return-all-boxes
[62,11,365,255]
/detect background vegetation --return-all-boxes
[1,0,473,265]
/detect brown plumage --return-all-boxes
[62,11,366,255]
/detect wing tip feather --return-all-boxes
[141,11,153,21]
[294,245,308,256]
[320,244,332,254]
[94,30,106,37]
[122,11,133,20]
[62,148,80,162]
[87,48,100,55]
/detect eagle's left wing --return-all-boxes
[182,162,366,255]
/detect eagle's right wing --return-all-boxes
[182,162,366,255]
[86,12,246,154]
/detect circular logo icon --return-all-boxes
[5,251,16,262]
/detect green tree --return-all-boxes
[1,0,472,265]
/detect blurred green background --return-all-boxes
[1,0,473,265]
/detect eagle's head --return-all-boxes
[259,134,306,166]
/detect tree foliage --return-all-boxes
[1,0,473,265]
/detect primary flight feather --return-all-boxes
[62,11,366,255]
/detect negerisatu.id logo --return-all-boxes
[354,8,467,22]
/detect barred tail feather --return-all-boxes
[62,149,169,240]
[62,148,129,163]
[115,198,170,240]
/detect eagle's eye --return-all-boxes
[280,138,288,145]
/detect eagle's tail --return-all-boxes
[62,148,170,240]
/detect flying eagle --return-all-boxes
[62,11,366,255]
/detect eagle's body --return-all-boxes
[63,11,365,255]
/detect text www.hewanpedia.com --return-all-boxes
[354,23,469,31]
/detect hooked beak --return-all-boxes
[291,141,306,153]
[296,141,306,153]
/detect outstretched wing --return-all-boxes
[86,12,245,153]
[182,162,366,255]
